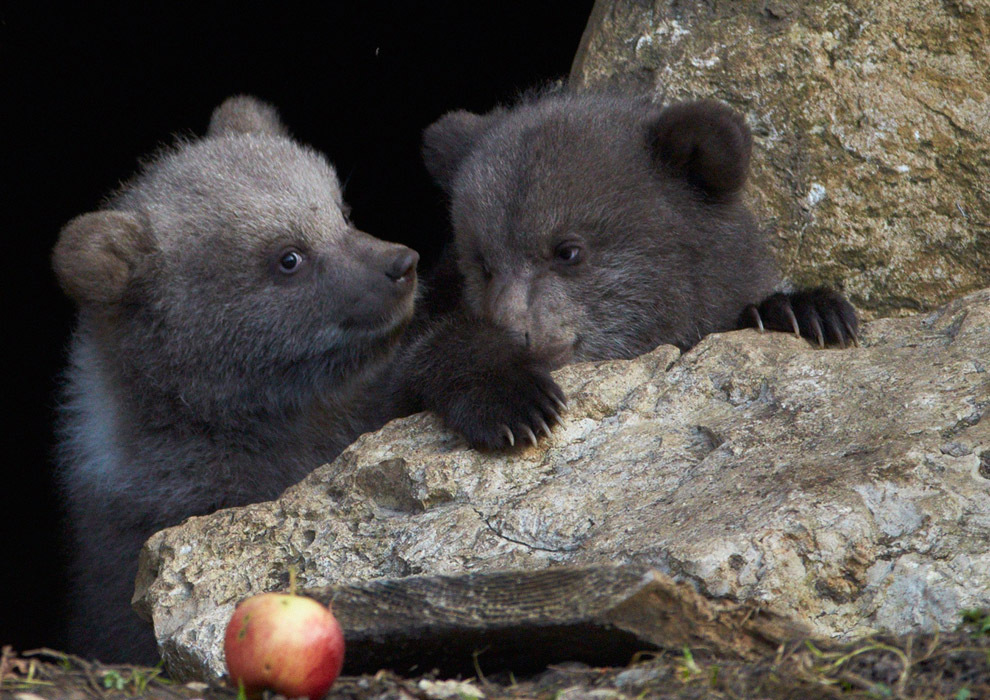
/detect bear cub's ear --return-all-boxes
[649,100,752,199]
[52,211,154,306]
[422,109,503,194]
[207,95,289,138]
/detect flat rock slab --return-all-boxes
[136,289,990,681]
[308,565,806,676]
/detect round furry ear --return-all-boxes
[422,109,502,194]
[207,95,289,138]
[649,100,752,199]
[52,211,154,305]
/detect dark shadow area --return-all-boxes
[342,622,654,677]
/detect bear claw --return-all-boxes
[500,424,515,447]
[739,287,858,348]
[521,425,539,447]
[536,416,552,437]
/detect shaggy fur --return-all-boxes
[402,92,856,449]
[54,96,418,662]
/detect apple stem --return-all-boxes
[288,565,298,595]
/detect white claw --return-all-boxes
[829,319,846,349]
[546,405,563,426]
[811,317,825,348]
[552,395,568,413]
[537,416,552,437]
[844,320,860,347]
[500,425,515,447]
[522,425,538,447]
[751,306,765,332]
[785,306,801,338]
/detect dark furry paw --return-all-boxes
[738,287,859,348]
[397,314,568,450]
[441,358,567,451]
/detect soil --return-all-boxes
[2,616,987,700]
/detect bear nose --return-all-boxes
[386,248,419,282]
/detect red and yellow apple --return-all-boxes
[224,592,345,700]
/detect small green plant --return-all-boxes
[677,646,702,681]
[961,609,989,637]
[102,669,126,690]
[132,666,164,694]
[100,666,165,695]
[708,663,720,686]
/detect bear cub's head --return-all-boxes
[53,96,418,419]
[423,93,778,365]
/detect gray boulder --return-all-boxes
[136,289,990,680]
[572,0,990,319]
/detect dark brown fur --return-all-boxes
[401,92,856,449]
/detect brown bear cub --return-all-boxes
[398,92,857,449]
[53,96,418,662]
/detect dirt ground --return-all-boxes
[3,614,987,700]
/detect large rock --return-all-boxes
[136,289,990,680]
[572,0,989,319]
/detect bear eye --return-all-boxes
[553,242,584,266]
[276,247,305,274]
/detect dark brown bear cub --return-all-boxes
[399,92,856,449]
[53,96,417,663]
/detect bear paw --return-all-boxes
[400,314,569,450]
[739,287,859,348]
[440,359,567,451]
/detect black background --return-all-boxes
[1,2,595,653]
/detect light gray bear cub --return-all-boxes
[53,96,418,662]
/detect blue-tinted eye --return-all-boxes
[278,249,304,273]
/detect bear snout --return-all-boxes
[386,247,419,284]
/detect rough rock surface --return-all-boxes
[572,0,990,319]
[136,289,990,680]
[303,565,807,676]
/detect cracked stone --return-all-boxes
[136,289,990,680]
